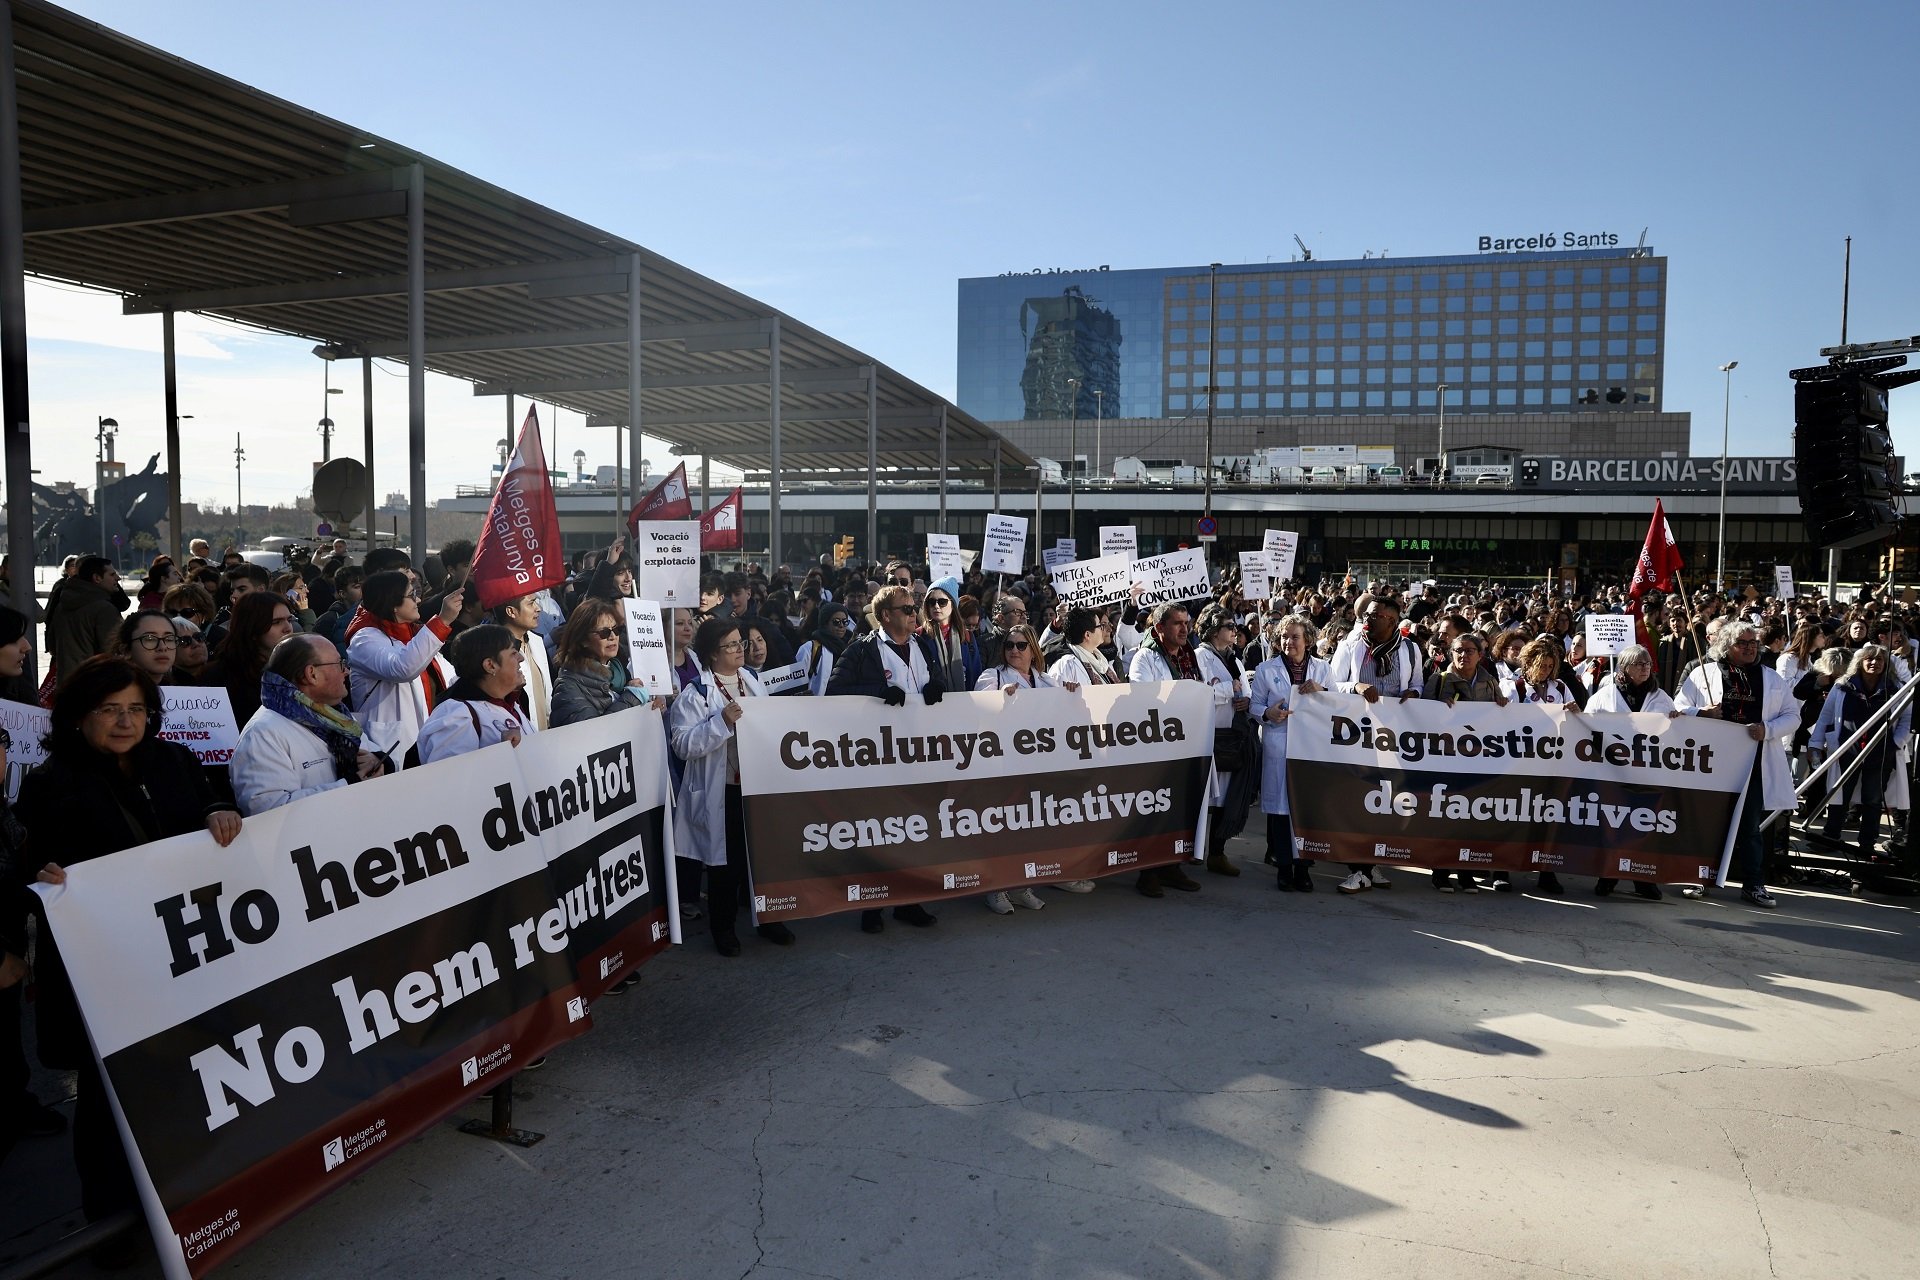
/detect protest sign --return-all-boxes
[758,662,810,696]
[1041,546,1073,572]
[159,687,241,766]
[1286,693,1757,883]
[0,697,48,801]
[1054,537,1078,560]
[1582,613,1634,658]
[981,513,1028,576]
[1049,553,1134,608]
[736,683,1215,921]
[1238,551,1272,601]
[621,599,674,697]
[1263,529,1299,583]
[1131,546,1211,607]
[35,713,677,1277]
[1774,565,1796,599]
[927,533,964,582]
[1099,526,1137,561]
[634,521,701,607]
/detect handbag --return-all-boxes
[1213,711,1250,773]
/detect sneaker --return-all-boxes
[1491,876,1514,893]
[985,890,1014,914]
[1055,879,1095,894]
[1459,876,1479,894]
[1008,887,1046,910]
[1337,871,1371,894]
[1433,874,1455,893]
[607,972,642,994]
[1678,884,1707,899]
[1741,887,1778,909]
[1368,867,1392,889]
[679,903,704,922]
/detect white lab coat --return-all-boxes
[417,694,536,765]
[347,621,454,758]
[794,640,835,696]
[1248,653,1332,816]
[230,705,349,816]
[973,665,1056,692]
[1582,681,1677,715]
[669,668,765,866]
[1674,661,1802,812]
[1130,643,1237,805]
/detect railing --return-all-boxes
[1760,672,1920,833]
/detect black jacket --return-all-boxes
[826,630,949,699]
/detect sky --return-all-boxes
[12,0,1920,513]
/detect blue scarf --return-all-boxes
[261,671,363,780]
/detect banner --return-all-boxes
[159,687,241,766]
[627,461,694,525]
[981,513,1028,576]
[1263,529,1299,584]
[1238,551,1271,601]
[700,487,743,553]
[926,533,963,582]
[736,684,1215,921]
[634,521,702,607]
[1774,565,1795,599]
[1041,546,1073,572]
[1099,526,1137,561]
[469,408,568,610]
[758,662,810,696]
[1054,537,1078,560]
[1131,546,1210,607]
[621,599,673,698]
[1049,553,1133,608]
[1286,693,1757,882]
[1,697,50,801]
[35,712,677,1277]
[1582,614,1633,657]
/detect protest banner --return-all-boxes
[736,683,1215,920]
[1049,553,1134,608]
[1131,546,1211,607]
[926,533,964,582]
[627,461,694,524]
[1054,537,1078,560]
[981,513,1028,575]
[1238,551,1271,601]
[1286,692,1757,883]
[1263,529,1299,583]
[621,599,674,697]
[1582,613,1634,658]
[0,697,48,801]
[699,487,743,553]
[634,521,701,607]
[468,407,567,610]
[159,687,241,766]
[1775,565,1795,599]
[1099,525,1137,561]
[1041,546,1073,572]
[35,713,678,1277]
[758,662,810,696]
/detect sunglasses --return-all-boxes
[589,626,621,639]
[1005,640,1030,651]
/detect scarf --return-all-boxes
[261,671,363,780]
[878,633,931,693]
[343,606,447,710]
[1069,642,1115,683]
[1141,632,1200,680]
[1281,653,1310,687]
[1613,672,1653,713]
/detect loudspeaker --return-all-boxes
[1796,372,1901,550]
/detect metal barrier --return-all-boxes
[1759,672,1919,832]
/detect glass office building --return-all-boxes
[957,247,1667,423]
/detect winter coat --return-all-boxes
[550,661,646,727]
[346,616,452,758]
[825,630,948,701]
[230,704,352,815]
[48,576,126,687]
[669,668,764,866]
[1249,653,1332,816]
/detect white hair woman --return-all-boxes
[1249,615,1329,891]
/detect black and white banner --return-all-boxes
[34,711,678,1277]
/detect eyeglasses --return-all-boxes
[306,659,348,670]
[829,617,849,628]
[1731,637,1760,647]
[589,626,621,639]
[176,633,206,645]
[716,641,744,652]
[406,590,422,601]
[89,704,150,724]
[133,633,179,650]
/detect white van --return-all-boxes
[1308,467,1339,486]
[1377,465,1405,486]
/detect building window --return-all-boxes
[1315,392,1334,408]
[1168,373,1187,388]
[1638,265,1661,282]
[1496,388,1518,405]
[1636,314,1660,331]
[1550,387,1571,405]
[1469,389,1490,406]
[1340,391,1361,407]
[1366,390,1386,407]
[1169,394,1188,410]
[1169,350,1187,365]
[1392,390,1412,407]
[1523,387,1544,405]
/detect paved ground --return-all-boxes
[7,831,1918,1279]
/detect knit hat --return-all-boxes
[927,575,962,606]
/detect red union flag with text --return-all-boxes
[1626,498,1683,648]
[701,487,743,552]
[469,407,566,610]
[627,461,694,528]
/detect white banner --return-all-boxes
[1131,546,1210,607]
[0,697,49,801]
[1054,537,1077,560]
[758,661,810,696]
[1583,613,1634,657]
[1263,529,1299,584]
[1041,546,1073,572]
[634,521,701,608]
[926,533,964,582]
[622,599,674,697]
[981,513,1028,576]
[158,687,241,767]
[1099,525,1137,561]
[1238,551,1272,601]
[1774,565,1796,599]
[1049,553,1134,608]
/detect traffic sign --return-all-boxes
[1196,514,1218,543]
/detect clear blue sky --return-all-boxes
[23,0,1920,507]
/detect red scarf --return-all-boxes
[344,606,450,710]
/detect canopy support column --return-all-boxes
[625,251,643,537]
[768,316,783,569]
[937,404,948,528]
[0,1,36,641]
[865,365,878,570]
[362,356,376,556]
[405,161,426,564]
[163,310,182,562]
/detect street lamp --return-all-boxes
[1066,376,1080,527]
[234,433,246,550]
[1205,262,1221,513]
[1092,388,1104,483]
[319,370,343,462]
[496,438,511,488]
[1434,384,1449,486]
[95,415,117,555]
[1716,360,1738,590]
[572,449,587,483]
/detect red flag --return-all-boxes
[627,461,694,528]
[700,487,743,552]
[1626,499,1684,650]
[469,407,567,610]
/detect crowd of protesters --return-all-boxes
[2,529,1914,1263]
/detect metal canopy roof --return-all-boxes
[5,0,1026,482]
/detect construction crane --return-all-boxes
[1292,234,1313,262]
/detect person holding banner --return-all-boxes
[1810,644,1910,861]
[1330,596,1424,894]
[550,601,657,726]
[1049,608,1122,691]
[346,570,461,761]
[417,625,536,764]
[973,623,1056,696]
[1125,604,1208,897]
[21,657,243,1235]
[825,587,944,933]
[671,618,792,955]
[232,634,393,815]
[1675,622,1799,908]
[1251,616,1329,891]
[112,610,185,686]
